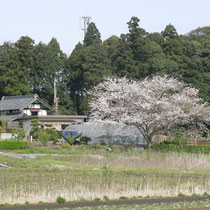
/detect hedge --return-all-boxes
[151,144,210,154]
[0,140,28,150]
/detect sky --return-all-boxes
[0,0,209,55]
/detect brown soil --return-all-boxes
[0,196,209,210]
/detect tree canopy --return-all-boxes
[0,17,209,116]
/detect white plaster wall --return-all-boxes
[0,133,13,140]
[38,110,47,116]
[34,104,40,109]
[51,124,61,131]
[23,110,31,116]
[28,104,41,109]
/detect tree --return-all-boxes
[0,42,31,98]
[105,35,136,78]
[15,36,34,69]
[65,43,86,114]
[83,22,102,46]
[67,37,110,114]
[127,17,147,43]
[30,119,44,140]
[89,76,210,148]
[29,39,67,106]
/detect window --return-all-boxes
[61,124,69,130]
[31,111,38,116]
[19,121,23,128]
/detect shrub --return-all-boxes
[119,196,128,199]
[38,130,50,145]
[100,140,106,146]
[62,132,82,145]
[0,120,6,133]
[103,196,109,201]
[24,201,30,205]
[80,136,91,144]
[152,144,210,153]
[45,126,61,143]
[0,140,28,150]
[30,119,44,140]
[12,127,25,140]
[56,196,66,203]
[162,137,190,145]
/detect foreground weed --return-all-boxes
[103,196,110,201]
[56,196,66,203]
[178,192,186,197]
[119,196,128,200]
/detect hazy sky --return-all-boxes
[0,0,209,55]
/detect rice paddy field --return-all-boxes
[0,146,210,205]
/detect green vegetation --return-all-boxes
[62,132,82,145]
[152,144,210,153]
[56,196,66,203]
[30,119,61,144]
[162,137,190,145]
[80,136,92,144]
[38,130,51,145]
[62,133,91,145]
[103,196,110,201]
[12,127,25,140]
[0,18,210,114]
[0,140,28,150]
[0,119,7,133]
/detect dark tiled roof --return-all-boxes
[2,94,38,100]
[0,94,53,111]
[0,113,23,122]
[19,115,87,122]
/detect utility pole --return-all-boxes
[54,81,59,114]
[81,16,91,38]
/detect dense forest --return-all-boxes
[0,17,209,115]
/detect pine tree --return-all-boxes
[83,22,102,46]
[0,42,30,97]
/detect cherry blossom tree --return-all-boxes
[89,76,210,148]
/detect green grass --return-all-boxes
[8,145,143,155]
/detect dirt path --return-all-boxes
[0,152,103,160]
[0,196,209,210]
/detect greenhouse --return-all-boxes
[63,122,145,145]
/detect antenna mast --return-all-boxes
[81,16,91,38]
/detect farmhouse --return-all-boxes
[0,94,86,137]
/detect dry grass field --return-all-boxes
[0,146,210,205]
